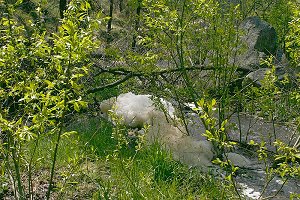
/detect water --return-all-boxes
[185,111,300,199]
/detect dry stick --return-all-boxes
[271,113,278,152]
[288,128,299,147]
[91,63,249,83]
[231,21,244,136]
[87,72,133,94]
[4,146,17,199]
[89,64,239,95]
[28,134,40,200]
[11,138,25,200]
[261,178,289,200]
[174,0,202,127]
[107,0,113,43]
[119,0,123,12]
[132,0,142,49]
[258,172,276,199]
[46,121,65,200]
[237,102,243,143]
[160,73,190,136]
[293,135,300,149]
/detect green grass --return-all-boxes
[67,115,117,157]
[18,114,239,199]
[97,139,237,200]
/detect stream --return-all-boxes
[186,111,300,199]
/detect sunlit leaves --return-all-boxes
[286,1,300,66]
[0,0,100,150]
[273,140,300,178]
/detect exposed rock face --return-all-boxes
[237,16,277,71]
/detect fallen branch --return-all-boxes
[92,63,250,78]
[88,63,250,94]
[86,72,134,94]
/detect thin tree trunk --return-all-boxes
[119,0,123,12]
[132,0,142,49]
[107,0,114,42]
[59,0,67,19]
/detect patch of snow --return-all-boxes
[276,179,284,185]
[184,102,197,110]
[100,92,214,170]
[240,183,261,199]
[100,92,175,128]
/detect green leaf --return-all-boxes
[78,100,87,108]
[15,0,23,6]
[211,99,216,107]
[62,23,74,35]
[249,140,256,145]
[197,98,205,107]
[74,102,80,112]
[212,158,222,165]
[221,119,228,128]
[44,80,54,89]
[62,131,77,138]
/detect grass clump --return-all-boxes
[91,136,237,199]
[15,114,237,199]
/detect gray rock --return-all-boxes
[236,16,277,71]
[244,68,271,86]
[244,67,286,86]
[226,152,251,168]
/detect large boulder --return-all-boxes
[236,16,277,71]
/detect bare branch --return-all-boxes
[92,63,250,78]
[88,63,250,94]
[86,72,133,94]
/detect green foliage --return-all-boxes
[194,98,236,157]
[244,57,300,125]
[273,140,300,177]
[263,0,293,49]
[1,0,300,199]
[143,141,182,182]
[68,116,116,156]
[0,0,100,198]
[94,136,236,199]
[286,1,300,67]
[194,98,241,198]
